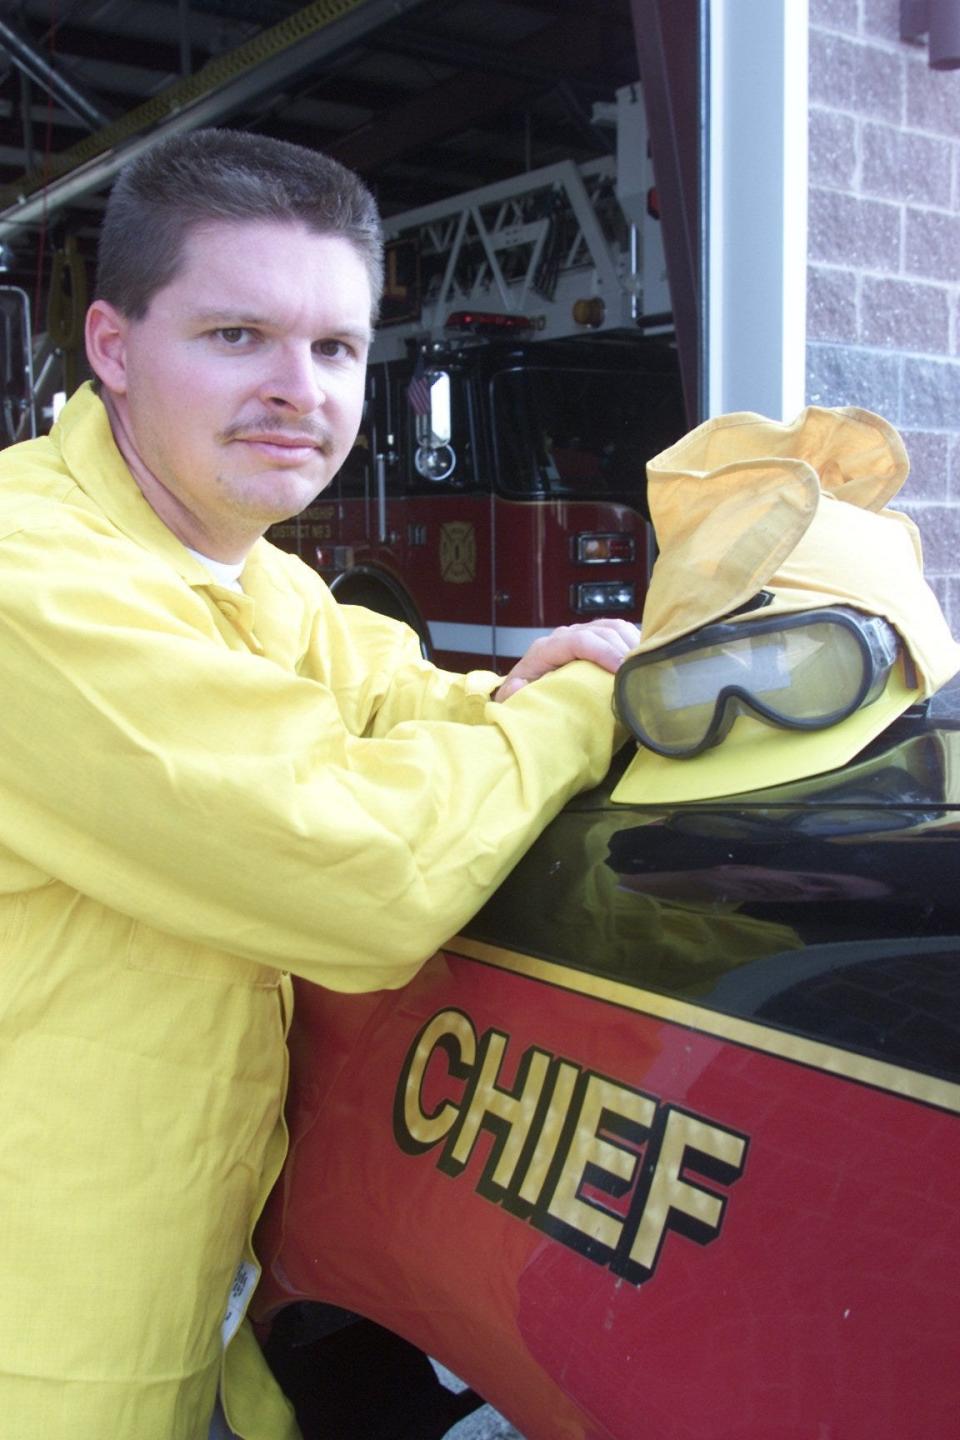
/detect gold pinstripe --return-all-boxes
[449,936,960,1117]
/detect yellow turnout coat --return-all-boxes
[0,386,621,1439]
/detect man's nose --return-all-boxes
[258,345,326,413]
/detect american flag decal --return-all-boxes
[407,352,432,416]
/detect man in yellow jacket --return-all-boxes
[0,129,635,1439]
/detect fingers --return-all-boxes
[492,618,642,701]
[564,619,642,671]
[494,676,529,702]
[527,620,641,674]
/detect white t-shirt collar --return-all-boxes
[185,546,245,593]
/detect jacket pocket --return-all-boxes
[126,923,281,989]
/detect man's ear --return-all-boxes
[85,299,129,394]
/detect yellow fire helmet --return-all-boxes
[612,405,960,804]
[723,720,960,840]
[632,721,960,841]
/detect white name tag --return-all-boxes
[221,1258,261,1348]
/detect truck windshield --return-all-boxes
[492,362,682,502]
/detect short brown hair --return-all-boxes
[95,128,383,322]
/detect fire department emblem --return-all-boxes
[440,522,476,584]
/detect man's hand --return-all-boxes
[494,619,642,702]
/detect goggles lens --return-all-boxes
[616,608,900,758]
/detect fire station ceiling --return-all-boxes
[0,0,641,297]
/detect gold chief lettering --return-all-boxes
[392,1008,748,1286]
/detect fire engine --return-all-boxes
[269,86,686,672]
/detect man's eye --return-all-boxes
[218,328,249,345]
[317,339,349,358]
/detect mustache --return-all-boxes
[219,416,333,450]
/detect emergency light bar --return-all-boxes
[444,311,535,333]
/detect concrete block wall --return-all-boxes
[806,0,960,708]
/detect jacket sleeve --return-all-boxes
[0,517,622,991]
[286,562,507,733]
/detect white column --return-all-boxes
[706,0,809,419]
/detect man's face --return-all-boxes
[90,218,373,560]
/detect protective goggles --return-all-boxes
[615,605,903,759]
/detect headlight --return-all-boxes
[573,581,636,614]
